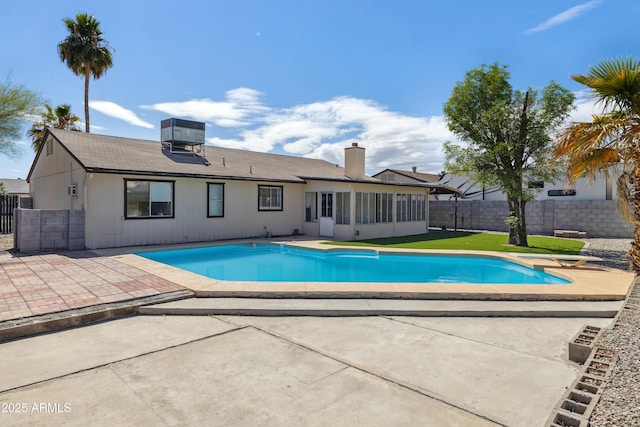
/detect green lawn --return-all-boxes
[325,231,584,255]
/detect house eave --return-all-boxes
[84,167,306,184]
[301,176,460,193]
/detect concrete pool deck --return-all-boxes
[100,239,635,302]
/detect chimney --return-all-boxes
[412,166,417,173]
[344,143,365,179]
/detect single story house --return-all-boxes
[26,122,454,249]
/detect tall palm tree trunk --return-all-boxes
[84,64,90,133]
[630,164,640,272]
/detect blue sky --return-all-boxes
[1,0,638,179]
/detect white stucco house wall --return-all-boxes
[26,123,453,249]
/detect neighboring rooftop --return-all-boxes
[373,168,460,195]
[0,178,29,195]
[374,168,441,183]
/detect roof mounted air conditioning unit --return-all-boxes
[161,118,206,157]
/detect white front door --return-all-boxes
[319,192,334,237]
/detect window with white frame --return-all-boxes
[355,192,373,224]
[321,192,333,217]
[258,185,283,211]
[305,192,317,222]
[396,193,425,222]
[376,192,393,223]
[356,192,392,224]
[335,192,350,224]
[125,180,174,219]
[208,183,224,217]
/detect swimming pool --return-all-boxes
[138,244,570,285]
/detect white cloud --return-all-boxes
[143,87,606,176]
[524,0,602,34]
[202,94,454,174]
[142,87,269,128]
[90,101,154,129]
[568,89,609,123]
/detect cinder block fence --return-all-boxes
[429,200,633,238]
[14,209,85,251]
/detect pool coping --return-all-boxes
[94,239,635,302]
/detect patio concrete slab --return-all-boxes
[138,296,623,317]
[0,315,238,392]
[0,313,602,426]
[387,316,613,362]
[0,317,497,427]
[226,316,588,427]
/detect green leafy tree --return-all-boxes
[28,104,80,152]
[443,63,575,246]
[555,56,640,272]
[0,77,41,158]
[58,13,113,133]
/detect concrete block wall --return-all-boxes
[68,209,85,250]
[430,200,634,238]
[14,209,85,251]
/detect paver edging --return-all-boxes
[545,279,638,426]
[0,290,193,343]
[568,324,603,364]
[546,347,618,427]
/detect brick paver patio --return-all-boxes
[0,251,186,322]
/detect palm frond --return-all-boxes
[573,57,640,113]
[617,172,634,222]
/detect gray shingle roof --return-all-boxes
[42,129,373,183]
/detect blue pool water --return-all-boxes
[138,244,570,285]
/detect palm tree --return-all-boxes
[58,13,113,133]
[555,56,640,272]
[29,104,80,151]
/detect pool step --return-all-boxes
[138,298,623,318]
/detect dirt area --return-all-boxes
[0,233,13,251]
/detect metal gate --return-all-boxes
[0,194,18,234]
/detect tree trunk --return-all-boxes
[507,196,528,247]
[629,164,640,274]
[84,65,90,133]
